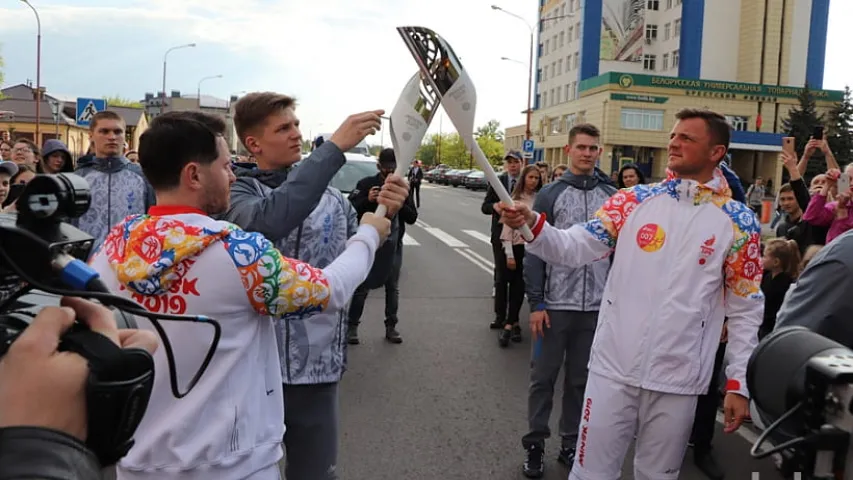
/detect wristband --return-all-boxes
[529,213,547,240]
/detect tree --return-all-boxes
[368,144,383,157]
[781,84,823,156]
[105,96,144,108]
[417,121,507,168]
[476,119,504,142]
[826,85,853,166]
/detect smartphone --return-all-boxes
[814,126,824,140]
[838,173,850,193]
[782,137,796,156]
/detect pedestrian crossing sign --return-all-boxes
[76,98,107,127]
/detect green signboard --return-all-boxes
[581,72,844,102]
[610,93,669,104]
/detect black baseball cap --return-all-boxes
[504,150,522,161]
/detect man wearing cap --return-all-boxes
[347,148,417,344]
[481,151,524,331]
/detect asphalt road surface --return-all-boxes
[335,182,783,479]
[103,182,784,480]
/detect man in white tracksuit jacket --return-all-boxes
[500,108,763,479]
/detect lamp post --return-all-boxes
[48,99,60,137]
[197,75,223,109]
[20,0,41,144]
[491,5,574,141]
[161,43,197,115]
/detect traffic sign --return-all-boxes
[522,151,534,159]
[76,98,107,127]
[522,139,534,153]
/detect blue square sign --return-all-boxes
[522,139,534,153]
[76,98,107,127]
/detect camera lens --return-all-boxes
[17,173,90,222]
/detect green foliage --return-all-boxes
[826,86,853,166]
[368,144,383,157]
[105,96,144,108]
[416,119,505,169]
[781,84,824,156]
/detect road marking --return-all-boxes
[462,229,492,245]
[463,248,494,269]
[402,233,420,246]
[715,411,764,446]
[456,249,494,274]
[423,228,468,248]
[415,220,432,229]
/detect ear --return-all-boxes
[710,145,727,164]
[244,135,262,156]
[182,162,203,191]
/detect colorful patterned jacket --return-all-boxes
[89,206,380,479]
[524,168,764,398]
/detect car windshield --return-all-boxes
[468,171,484,177]
[330,161,378,194]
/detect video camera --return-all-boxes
[747,326,853,479]
[0,173,221,466]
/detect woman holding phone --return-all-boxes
[803,163,853,244]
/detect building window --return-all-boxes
[664,23,671,40]
[559,31,565,47]
[621,108,665,131]
[568,25,574,40]
[647,0,659,9]
[550,88,556,106]
[561,4,566,16]
[643,54,657,71]
[565,84,571,101]
[726,115,749,131]
[672,49,680,68]
[543,92,548,107]
[551,62,556,78]
[557,59,563,74]
[565,113,577,130]
[674,19,681,37]
[573,52,579,69]
[645,25,658,41]
[551,118,561,134]
[537,68,542,82]
[576,22,581,39]
[553,35,558,47]
[662,53,669,70]
[572,81,578,99]
[545,39,550,55]
[676,0,681,4]
[666,0,673,8]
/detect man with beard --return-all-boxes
[501,109,762,480]
[89,114,393,479]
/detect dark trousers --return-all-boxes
[491,241,509,322]
[522,310,598,449]
[348,244,403,328]
[283,383,339,480]
[690,342,727,453]
[504,245,526,325]
[410,182,421,208]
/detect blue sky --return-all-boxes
[1,0,851,147]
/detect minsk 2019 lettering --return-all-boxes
[119,277,200,315]
[578,397,592,467]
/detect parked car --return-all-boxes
[465,170,487,190]
[293,152,377,195]
[449,169,472,187]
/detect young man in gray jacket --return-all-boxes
[521,124,616,478]
[218,93,408,480]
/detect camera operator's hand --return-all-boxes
[0,297,158,441]
[722,392,750,433]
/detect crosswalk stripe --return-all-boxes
[423,227,468,248]
[402,233,420,246]
[462,229,492,245]
[456,249,493,274]
[463,249,494,269]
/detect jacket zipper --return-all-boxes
[284,223,305,384]
[582,179,588,312]
[107,168,112,229]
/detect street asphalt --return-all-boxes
[103,181,785,480]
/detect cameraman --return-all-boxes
[0,297,158,479]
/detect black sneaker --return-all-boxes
[523,444,544,478]
[385,327,403,344]
[489,318,504,329]
[694,449,725,480]
[498,328,511,347]
[557,446,575,467]
[511,324,523,343]
[347,326,359,345]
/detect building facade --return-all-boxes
[513,0,834,188]
[142,91,243,154]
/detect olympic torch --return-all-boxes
[396,26,533,241]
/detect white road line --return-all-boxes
[402,233,420,246]
[423,227,468,248]
[715,411,765,445]
[462,229,493,245]
[415,220,432,229]
[464,249,495,269]
[456,249,494,275]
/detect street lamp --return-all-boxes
[501,57,527,66]
[48,99,60,136]
[197,75,223,109]
[161,43,197,115]
[491,5,574,141]
[20,0,41,144]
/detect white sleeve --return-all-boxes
[526,220,613,269]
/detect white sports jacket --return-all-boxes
[526,169,763,397]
